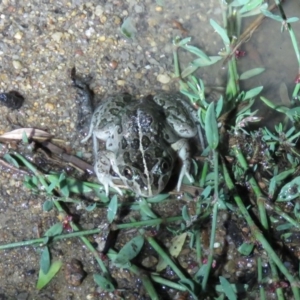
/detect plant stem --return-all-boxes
[233,146,269,229]
[224,8,240,103]
[114,216,183,230]
[195,231,202,265]
[0,228,102,250]
[151,275,187,291]
[173,42,180,78]
[201,149,219,291]
[146,236,188,281]
[266,203,300,230]
[199,160,209,188]
[257,258,266,300]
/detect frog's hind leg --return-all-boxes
[172,139,194,191]
[92,132,100,157]
[94,150,123,196]
[81,123,94,144]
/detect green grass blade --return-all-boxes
[240,68,265,80]
[205,102,219,149]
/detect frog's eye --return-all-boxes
[123,167,133,179]
[160,159,170,172]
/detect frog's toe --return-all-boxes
[185,171,194,184]
[109,182,123,196]
[177,168,194,192]
[81,135,90,143]
[101,177,123,196]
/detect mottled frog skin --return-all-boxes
[82,92,198,197]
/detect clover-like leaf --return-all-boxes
[40,247,51,274]
[36,261,62,290]
[93,274,115,292]
[114,235,144,266]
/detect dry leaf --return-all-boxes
[0,128,52,141]
[169,232,188,257]
[156,233,188,272]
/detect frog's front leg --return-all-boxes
[152,92,197,139]
[95,150,123,196]
[171,139,194,191]
[91,125,119,157]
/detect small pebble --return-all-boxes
[157,73,171,84]
[12,60,22,69]
[85,27,95,38]
[95,5,104,17]
[0,73,9,83]
[109,60,118,70]
[14,31,23,40]
[113,16,121,25]
[117,80,126,86]
[16,292,29,300]
[100,15,107,23]
[64,258,86,286]
[155,6,163,12]
[134,5,144,13]
[52,32,63,42]
[172,20,188,34]
[106,38,115,44]
[124,67,130,75]
[134,73,142,79]
[44,102,55,111]
[141,256,158,268]
[75,49,84,56]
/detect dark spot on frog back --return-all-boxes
[144,152,158,170]
[154,147,163,157]
[131,138,140,150]
[128,150,145,169]
[121,137,128,150]
[142,135,151,148]
[138,110,153,129]
[109,107,121,116]
[123,151,132,164]
[92,111,101,125]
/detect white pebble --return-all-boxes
[117,80,126,86]
[95,5,104,17]
[14,31,23,40]
[85,27,95,37]
[52,32,63,42]
[12,60,22,69]
[157,73,171,84]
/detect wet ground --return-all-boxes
[0,0,300,299]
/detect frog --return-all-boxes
[81,91,199,197]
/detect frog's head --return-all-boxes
[116,146,175,197]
